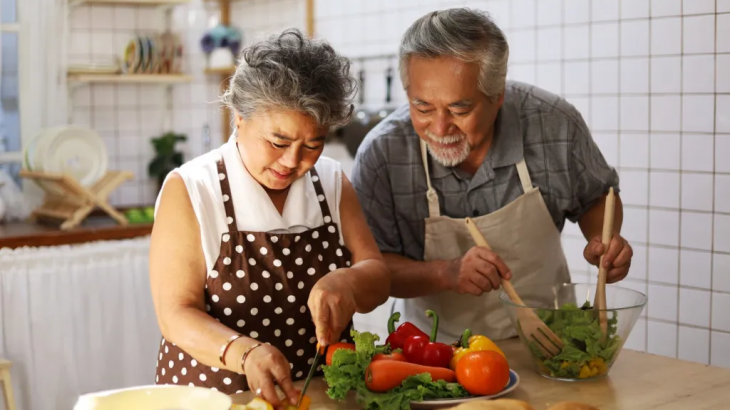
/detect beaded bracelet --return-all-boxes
[219,334,243,366]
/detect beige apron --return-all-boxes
[392,140,570,343]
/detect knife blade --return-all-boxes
[297,343,325,407]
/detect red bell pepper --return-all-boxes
[402,310,453,368]
[384,312,428,350]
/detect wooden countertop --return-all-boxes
[231,338,730,410]
[0,216,152,249]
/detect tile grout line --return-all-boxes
[709,0,719,366]
[675,0,685,361]
[645,0,652,355]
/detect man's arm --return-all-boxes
[568,113,632,282]
[383,254,451,298]
[578,192,624,240]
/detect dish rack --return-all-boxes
[19,169,133,230]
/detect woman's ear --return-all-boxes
[234,113,244,129]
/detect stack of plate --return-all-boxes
[24,125,108,190]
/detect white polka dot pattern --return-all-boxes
[155,163,354,394]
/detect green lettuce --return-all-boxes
[528,301,622,378]
[322,330,468,410]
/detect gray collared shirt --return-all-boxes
[350,81,620,261]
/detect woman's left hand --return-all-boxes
[308,270,357,346]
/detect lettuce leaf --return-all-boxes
[532,302,623,378]
[322,329,468,410]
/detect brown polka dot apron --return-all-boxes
[155,157,355,394]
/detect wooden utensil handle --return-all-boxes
[595,188,615,337]
[596,188,616,287]
[464,217,524,305]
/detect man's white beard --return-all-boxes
[424,129,470,167]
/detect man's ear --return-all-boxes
[494,90,505,107]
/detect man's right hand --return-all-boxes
[444,247,512,295]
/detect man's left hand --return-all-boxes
[583,234,632,283]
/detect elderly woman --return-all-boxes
[149,29,390,407]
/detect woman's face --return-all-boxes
[235,109,329,191]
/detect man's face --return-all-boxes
[405,56,503,167]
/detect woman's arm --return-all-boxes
[338,173,392,313]
[149,173,257,372]
[308,173,391,345]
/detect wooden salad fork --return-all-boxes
[464,217,564,359]
[593,187,616,339]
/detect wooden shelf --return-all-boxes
[70,0,190,6]
[67,73,193,85]
[205,67,236,76]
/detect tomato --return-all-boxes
[325,342,356,366]
[372,351,407,362]
[455,350,510,396]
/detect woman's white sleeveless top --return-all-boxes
[155,138,346,272]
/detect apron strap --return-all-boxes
[216,158,238,229]
[515,159,533,193]
[419,139,441,218]
[307,167,333,222]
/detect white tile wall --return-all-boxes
[68,0,304,206]
[68,0,730,367]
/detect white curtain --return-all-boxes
[18,0,68,209]
[0,237,161,410]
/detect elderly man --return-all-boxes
[351,8,633,342]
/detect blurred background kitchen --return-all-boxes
[0,0,728,409]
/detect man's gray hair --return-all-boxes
[222,29,356,128]
[399,8,509,100]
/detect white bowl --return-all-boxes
[73,384,232,410]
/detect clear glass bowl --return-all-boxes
[499,282,647,382]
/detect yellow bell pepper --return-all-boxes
[449,329,507,370]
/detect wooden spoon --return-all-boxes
[464,217,564,359]
[593,187,616,338]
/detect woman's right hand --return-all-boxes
[243,343,299,409]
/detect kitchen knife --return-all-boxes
[297,343,325,407]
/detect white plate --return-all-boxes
[410,369,520,409]
[73,384,232,410]
[41,125,108,187]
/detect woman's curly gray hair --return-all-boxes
[221,29,356,129]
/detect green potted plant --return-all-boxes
[148,131,187,192]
